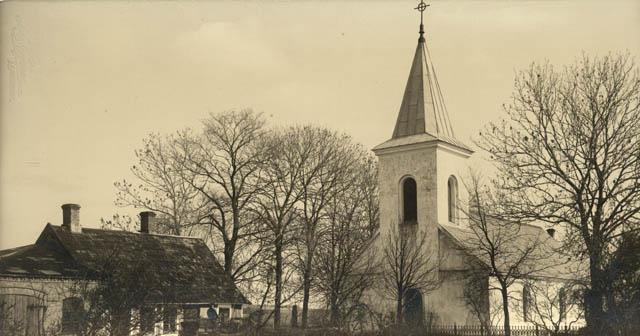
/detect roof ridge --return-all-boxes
[47,224,204,241]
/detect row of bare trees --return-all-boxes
[113,110,381,330]
[109,53,639,336]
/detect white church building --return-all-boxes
[367,10,585,329]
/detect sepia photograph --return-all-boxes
[0,1,639,335]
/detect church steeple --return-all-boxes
[388,2,469,151]
[371,6,474,325]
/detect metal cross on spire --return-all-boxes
[414,0,430,42]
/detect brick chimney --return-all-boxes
[139,211,157,234]
[61,204,82,233]
[546,228,556,239]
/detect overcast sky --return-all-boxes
[1,0,639,249]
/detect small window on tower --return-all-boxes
[402,178,417,224]
[448,176,459,224]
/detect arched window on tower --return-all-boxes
[448,175,459,224]
[402,177,417,224]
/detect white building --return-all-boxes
[368,14,586,330]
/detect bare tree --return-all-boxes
[313,154,379,329]
[253,126,318,328]
[62,245,171,336]
[114,133,209,236]
[293,129,344,328]
[174,109,267,283]
[117,110,267,286]
[379,225,441,326]
[460,173,559,336]
[477,54,640,334]
[292,129,375,328]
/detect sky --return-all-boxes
[1,0,639,249]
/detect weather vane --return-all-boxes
[414,0,430,42]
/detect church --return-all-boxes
[367,4,585,329]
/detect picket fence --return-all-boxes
[424,325,582,336]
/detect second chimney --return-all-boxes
[62,204,82,233]
[140,211,157,234]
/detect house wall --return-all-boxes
[0,277,247,336]
[0,277,77,335]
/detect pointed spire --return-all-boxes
[390,3,467,150]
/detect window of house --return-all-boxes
[219,307,230,323]
[448,176,459,224]
[163,306,177,332]
[140,306,155,334]
[402,178,417,224]
[231,304,242,319]
[61,297,84,334]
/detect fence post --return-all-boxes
[454,323,458,336]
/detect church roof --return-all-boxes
[439,223,587,281]
[372,132,472,154]
[376,26,472,153]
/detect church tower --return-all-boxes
[372,5,473,254]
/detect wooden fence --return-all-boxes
[190,325,586,336]
[424,325,583,336]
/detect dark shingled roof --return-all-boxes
[0,224,249,305]
[0,242,88,278]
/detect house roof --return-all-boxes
[0,224,249,305]
[0,243,88,278]
[438,223,587,281]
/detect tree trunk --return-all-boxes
[224,238,236,277]
[396,294,403,325]
[301,266,311,328]
[585,255,606,335]
[330,292,340,328]
[273,240,283,328]
[501,286,511,336]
